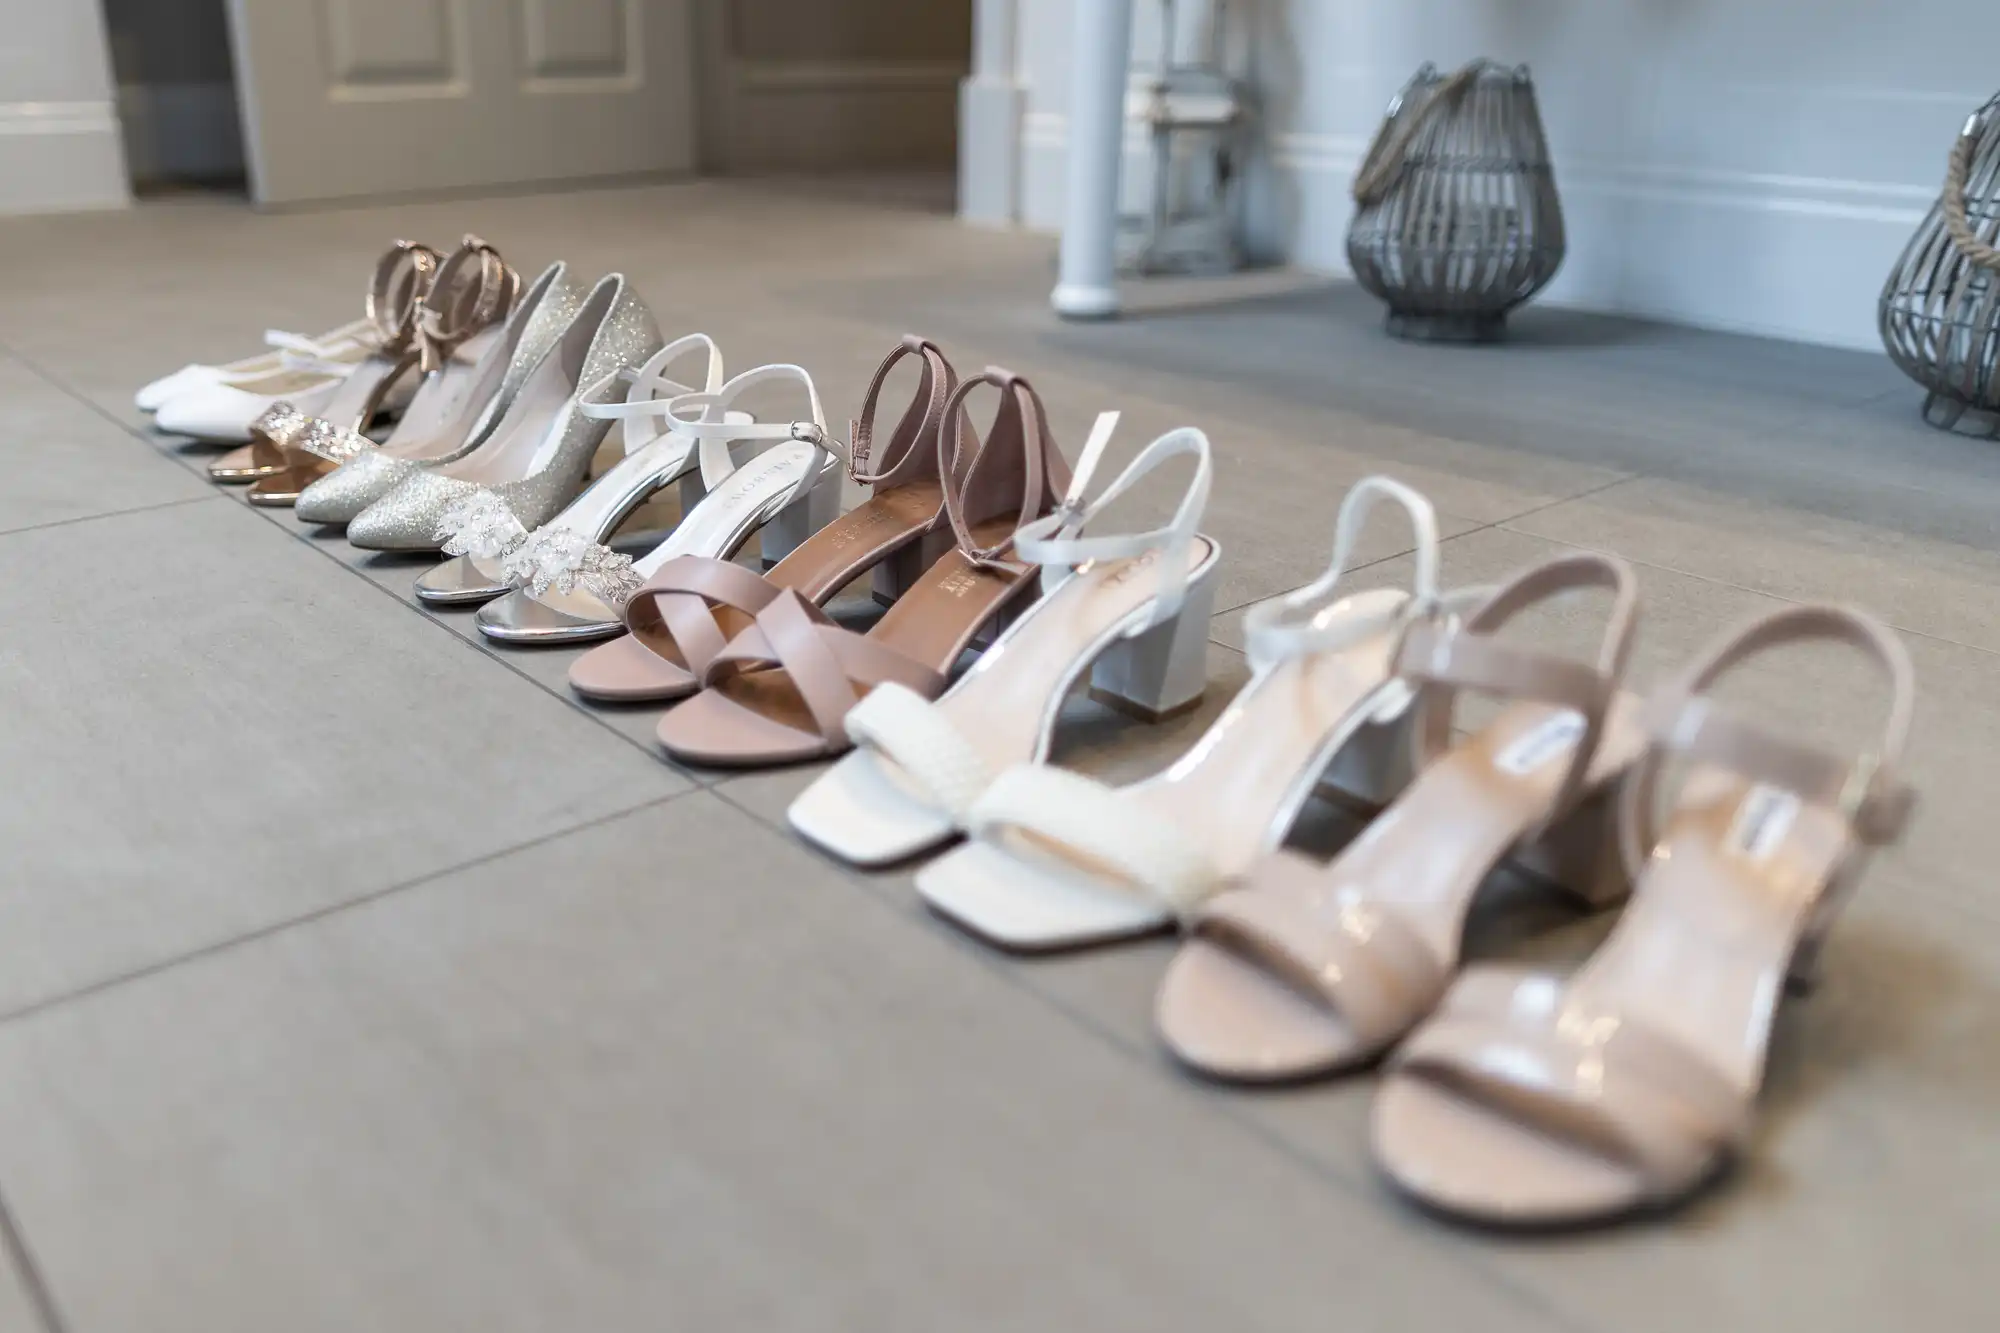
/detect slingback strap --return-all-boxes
[1242,475,1444,669]
[1010,413,1213,625]
[848,334,963,488]
[1619,604,1917,882]
[703,591,945,744]
[1393,552,1639,823]
[412,235,518,374]
[362,239,442,354]
[578,333,728,459]
[934,368,1072,569]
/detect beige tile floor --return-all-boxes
[0,178,1993,1332]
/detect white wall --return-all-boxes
[0,0,130,213]
[989,0,1990,350]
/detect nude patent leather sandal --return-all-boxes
[788,410,1217,866]
[1156,552,1648,1082]
[1371,604,1917,1227]
[414,331,730,609]
[207,240,441,483]
[469,360,846,645]
[914,476,1465,952]
[652,366,1074,769]
[246,238,518,507]
[566,335,968,703]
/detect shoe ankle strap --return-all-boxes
[633,361,832,504]
[848,335,961,488]
[1012,412,1213,624]
[1620,604,1917,879]
[1394,552,1640,820]
[578,333,727,459]
[412,235,518,373]
[1242,475,1447,668]
[361,239,442,355]
[934,368,1072,569]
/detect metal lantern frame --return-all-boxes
[1879,91,2000,436]
[1345,60,1566,342]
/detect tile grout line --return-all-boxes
[705,782,1598,1333]
[0,494,222,544]
[0,789,696,1031]
[0,1184,67,1333]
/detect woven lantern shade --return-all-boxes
[1346,60,1565,342]
[1879,90,2000,435]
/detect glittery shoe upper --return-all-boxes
[345,275,662,552]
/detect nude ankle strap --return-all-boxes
[848,334,962,489]
[935,368,1071,568]
[413,235,517,373]
[1620,603,1917,878]
[1395,551,1640,820]
[360,239,441,355]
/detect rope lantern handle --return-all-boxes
[1351,59,1513,207]
[1941,105,2000,274]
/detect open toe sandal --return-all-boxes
[246,237,518,506]
[471,357,845,644]
[209,239,441,484]
[915,476,1465,952]
[415,331,728,609]
[1156,550,1648,1082]
[566,335,968,703]
[1371,603,1916,1227]
[653,365,1074,768]
[788,409,1217,866]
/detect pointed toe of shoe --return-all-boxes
[297,454,414,525]
[475,590,622,643]
[155,386,258,441]
[415,554,511,605]
[348,475,473,552]
[136,365,207,413]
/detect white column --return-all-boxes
[1050,0,1133,320]
[958,0,1024,226]
[0,0,130,215]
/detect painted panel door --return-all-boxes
[226,0,695,204]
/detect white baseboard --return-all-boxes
[1019,115,1935,350]
[0,101,130,215]
[117,81,244,183]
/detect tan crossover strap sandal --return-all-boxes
[788,411,1218,866]
[246,237,518,506]
[209,239,441,483]
[1371,603,1916,1227]
[566,335,967,704]
[916,476,1472,952]
[652,365,1072,768]
[1156,551,1648,1081]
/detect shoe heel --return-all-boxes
[872,522,956,607]
[1512,781,1631,910]
[761,466,843,570]
[1317,708,1418,816]
[1087,562,1217,723]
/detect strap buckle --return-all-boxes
[790,421,827,446]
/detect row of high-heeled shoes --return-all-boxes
[144,236,1919,1229]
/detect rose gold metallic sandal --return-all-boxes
[246,237,517,506]
[208,239,440,484]
[1372,603,1916,1226]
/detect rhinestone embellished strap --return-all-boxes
[294,417,375,464]
[499,528,643,608]
[436,490,529,561]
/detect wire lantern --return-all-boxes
[1346,60,1565,343]
[1879,90,2000,436]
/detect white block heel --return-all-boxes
[1089,559,1217,722]
[790,412,1220,867]
[761,457,843,569]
